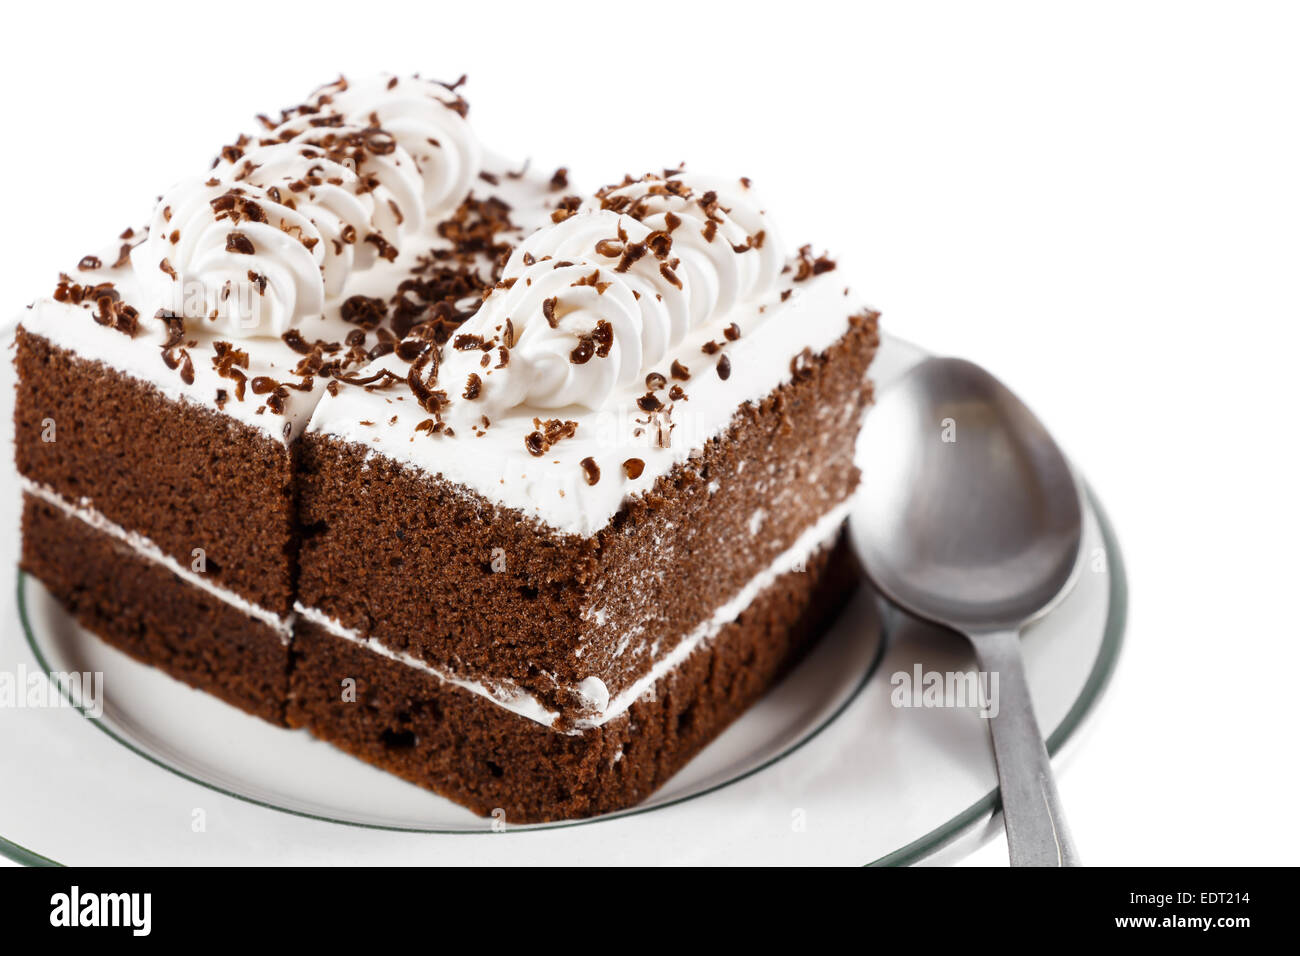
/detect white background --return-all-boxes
[1,0,1296,866]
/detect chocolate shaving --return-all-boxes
[54,278,138,336]
[646,231,673,259]
[571,270,611,294]
[335,367,403,389]
[793,244,836,281]
[790,347,815,382]
[225,232,256,255]
[569,320,613,365]
[616,242,647,273]
[524,418,578,457]
[280,330,314,355]
[340,294,387,330]
[453,333,487,351]
[157,310,186,348]
[406,349,446,413]
[365,233,398,262]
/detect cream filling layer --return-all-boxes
[292,602,563,728]
[297,497,852,733]
[20,478,294,642]
[579,497,852,730]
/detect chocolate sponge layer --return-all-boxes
[296,310,879,715]
[21,493,291,724]
[14,328,298,614]
[287,531,858,823]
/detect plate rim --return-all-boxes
[2,483,1125,867]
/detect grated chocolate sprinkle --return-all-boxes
[225,231,256,255]
[340,294,387,330]
[793,244,836,281]
[525,418,578,457]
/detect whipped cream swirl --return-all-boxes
[315,75,482,220]
[133,76,482,339]
[440,173,781,423]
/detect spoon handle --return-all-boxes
[969,628,1081,867]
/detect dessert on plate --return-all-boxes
[14,74,880,821]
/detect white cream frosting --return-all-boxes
[132,75,479,339]
[20,77,557,445]
[583,173,785,319]
[309,174,872,537]
[316,75,483,219]
[437,173,782,422]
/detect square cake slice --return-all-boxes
[14,75,559,722]
[291,173,880,819]
[16,74,880,821]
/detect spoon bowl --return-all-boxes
[854,357,1083,632]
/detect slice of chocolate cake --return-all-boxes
[291,172,880,820]
[15,75,560,723]
[16,76,879,822]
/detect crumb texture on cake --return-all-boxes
[15,328,298,613]
[287,532,857,822]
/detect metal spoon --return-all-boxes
[852,356,1083,866]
